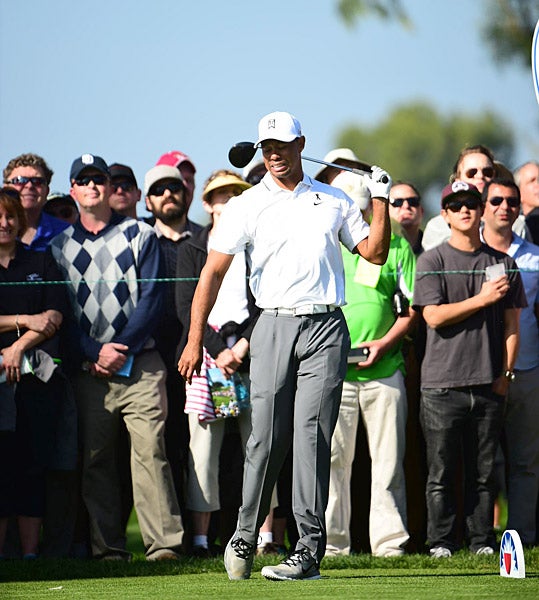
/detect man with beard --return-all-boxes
[143,164,202,525]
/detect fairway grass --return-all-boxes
[2,551,538,600]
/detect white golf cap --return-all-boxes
[330,171,371,210]
[314,148,371,182]
[144,165,184,196]
[255,111,302,147]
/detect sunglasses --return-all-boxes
[149,181,184,196]
[6,175,46,187]
[74,174,109,186]
[389,196,421,208]
[464,167,495,179]
[112,181,136,192]
[444,198,482,212]
[488,196,520,208]
[49,207,77,219]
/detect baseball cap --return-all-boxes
[314,148,372,182]
[156,150,196,173]
[255,111,302,147]
[144,165,185,197]
[202,172,251,203]
[70,154,109,181]
[441,181,482,207]
[109,163,138,185]
[330,171,371,210]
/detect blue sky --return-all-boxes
[1,0,538,221]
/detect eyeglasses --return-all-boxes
[0,187,21,199]
[389,196,421,208]
[112,181,136,192]
[6,176,47,187]
[148,181,184,196]
[464,167,495,179]
[444,198,482,212]
[488,196,520,208]
[73,174,108,186]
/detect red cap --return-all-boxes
[156,151,196,173]
[441,181,481,207]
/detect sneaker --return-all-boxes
[261,548,321,581]
[475,546,494,555]
[224,536,255,580]
[191,545,211,559]
[429,546,452,558]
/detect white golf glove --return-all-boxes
[366,165,392,200]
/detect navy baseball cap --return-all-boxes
[70,154,110,181]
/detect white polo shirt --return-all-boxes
[210,173,369,309]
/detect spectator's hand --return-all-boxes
[366,166,392,200]
[20,312,59,338]
[215,347,242,378]
[478,275,510,306]
[92,362,113,379]
[97,342,129,372]
[354,340,385,369]
[230,338,249,362]
[1,343,24,384]
[492,375,509,397]
[178,342,203,385]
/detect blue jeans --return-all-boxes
[420,385,504,552]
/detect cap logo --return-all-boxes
[452,181,470,193]
[268,119,276,129]
[81,154,94,165]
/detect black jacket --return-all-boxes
[175,225,259,361]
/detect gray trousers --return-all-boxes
[237,310,349,563]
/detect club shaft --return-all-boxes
[302,156,371,177]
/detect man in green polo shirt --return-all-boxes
[325,216,416,557]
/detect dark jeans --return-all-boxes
[420,385,504,552]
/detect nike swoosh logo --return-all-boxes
[313,201,322,205]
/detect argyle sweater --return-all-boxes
[50,212,164,363]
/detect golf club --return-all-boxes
[228,141,388,183]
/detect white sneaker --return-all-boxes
[475,546,494,555]
[224,536,255,580]
[429,546,452,558]
[261,548,321,581]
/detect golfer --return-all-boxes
[178,111,392,580]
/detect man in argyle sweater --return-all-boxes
[50,154,183,561]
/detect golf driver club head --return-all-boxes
[228,142,258,168]
[228,141,388,183]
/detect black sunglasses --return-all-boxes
[389,196,421,208]
[464,167,495,179]
[488,196,520,208]
[149,181,184,196]
[6,175,46,186]
[112,180,136,192]
[74,174,108,186]
[444,198,482,212]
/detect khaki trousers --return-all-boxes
[76,350,183,559]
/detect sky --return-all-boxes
[1,0,538,222]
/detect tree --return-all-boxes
[335,101,514,195]
[336,0,539,68]
[480,0,538,68]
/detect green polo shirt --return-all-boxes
[343,233,416,382]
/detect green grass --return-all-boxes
[2,550,538,599]
[3,511,537,599]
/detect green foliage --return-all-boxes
[336,0,412,29]
[336,101,515,194]
[335,0,539,69]
[481,0,539,68]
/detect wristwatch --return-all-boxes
[503,370,516,382]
